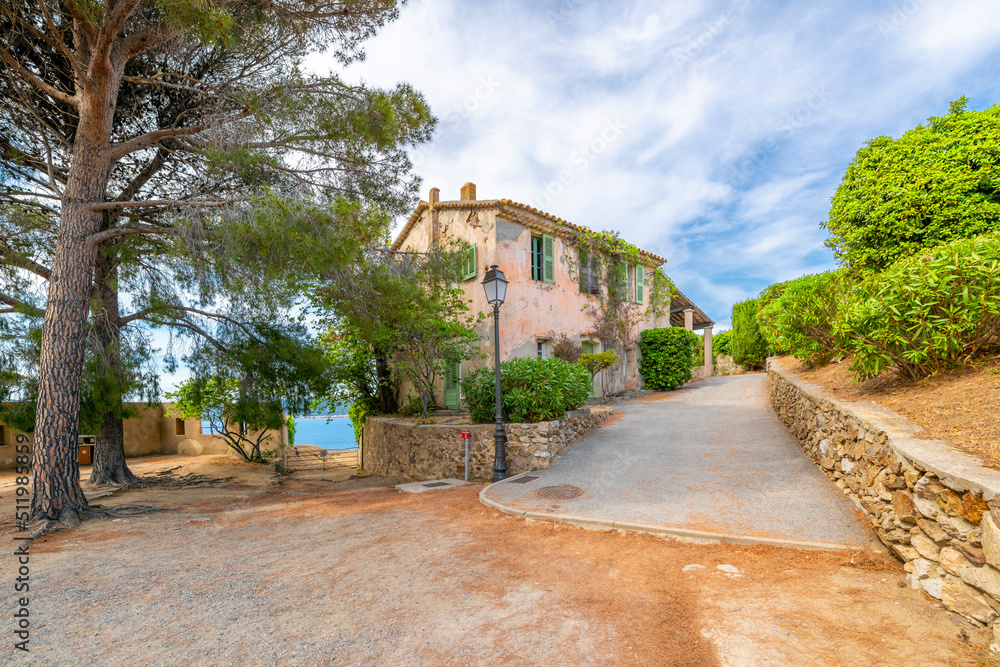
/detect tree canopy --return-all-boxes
[824,98,1000,273]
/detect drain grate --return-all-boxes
[422,482,450,488]
[509,475,540,485]
[534,485,584,500]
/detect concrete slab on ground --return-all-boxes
[397,478,470,493]
[482,375,882,551]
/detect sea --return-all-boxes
[201,415,357,451]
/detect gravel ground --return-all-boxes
[0,457,991,666]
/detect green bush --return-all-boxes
[712,330,732,358]
[286,415,296,446]
[638,327,699,391]
[579,350,619,378]
[825,98,1000,272]
[836,233,1000,381]
[461,357,592,423]
[757,270,848,367]
[731,298,769,370]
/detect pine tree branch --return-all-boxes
[107,124,208,163]
[0,292,45,318]
[89,197,248,211]
[0,46,78,107]
[0,243,53,280]
[86,222,173,246]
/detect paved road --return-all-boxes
[482,374,881,550]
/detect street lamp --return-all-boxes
[482,265,509,482]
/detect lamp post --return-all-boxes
[482,265,509,482]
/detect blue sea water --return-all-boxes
[200,416,357,450]
[292,416,357,450]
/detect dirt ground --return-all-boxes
[0,456,992,666]
[793,354,1000,469]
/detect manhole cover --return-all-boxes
[534,485,584,500]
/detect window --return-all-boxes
[536,340,549,358]
[635,265,645,304]
[460,243,477,281]
[581,341,595,355]
[578,249,600,295]
[175,418,185,436]
[531,234,555,283]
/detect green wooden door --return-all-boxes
[443,362,461,409]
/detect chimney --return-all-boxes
[460,182,477,201]
[429,187,440,243]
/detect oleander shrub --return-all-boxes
[462,357,592,423]
[638,327,699,391]
[757,270,848,367]
[731,298,769,370]
[836,233,1000,381]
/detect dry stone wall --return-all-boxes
[361,407,611,481]
[768,358,1000,634]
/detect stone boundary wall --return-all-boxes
[361,407,612,481]
[768,358,1000,632]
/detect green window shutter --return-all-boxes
[582,341,594,355]
[542,234,555,284]
[578,249,588,292]
[462,243,477,280]
[636,265,644,303]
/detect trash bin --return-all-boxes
[79,435,95,465]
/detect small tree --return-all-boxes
[167,323,330,462]
[579,350,619,397]
[551,333,582,363]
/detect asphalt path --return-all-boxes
[482,374,881,550]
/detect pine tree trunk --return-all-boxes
[32,68,120,522]
[88,242,140,486]
[31,187,100,521]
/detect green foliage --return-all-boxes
[712,330,733,358]
[286,415,295,446]
[638,327,699,391]
[579,351,619,377]
[347,402,369,444]
[461,357,592,424]
[168,323,331,462]
[317,241,483,418]
[835,233,1000,381]
[757,270,848,367]
[731,299,769,370]
[825,98,1000,273]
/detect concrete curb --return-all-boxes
[479,477,855,552]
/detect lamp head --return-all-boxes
[481,265,508,306]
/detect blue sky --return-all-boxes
[306,0,1000,330]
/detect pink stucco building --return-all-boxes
[392,182,714,407]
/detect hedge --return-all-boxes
[638,327,698,391]
[461,357,592,423]
[731,298,768,370]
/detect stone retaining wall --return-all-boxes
[768,358,1000,633]
[361,407,612,481]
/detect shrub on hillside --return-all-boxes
[757,270,848,367]
[638,327,699,391]
[836,233,1000,381]
[825,99,1000,272]
[462,357,592,423]
[731,298,769,370]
